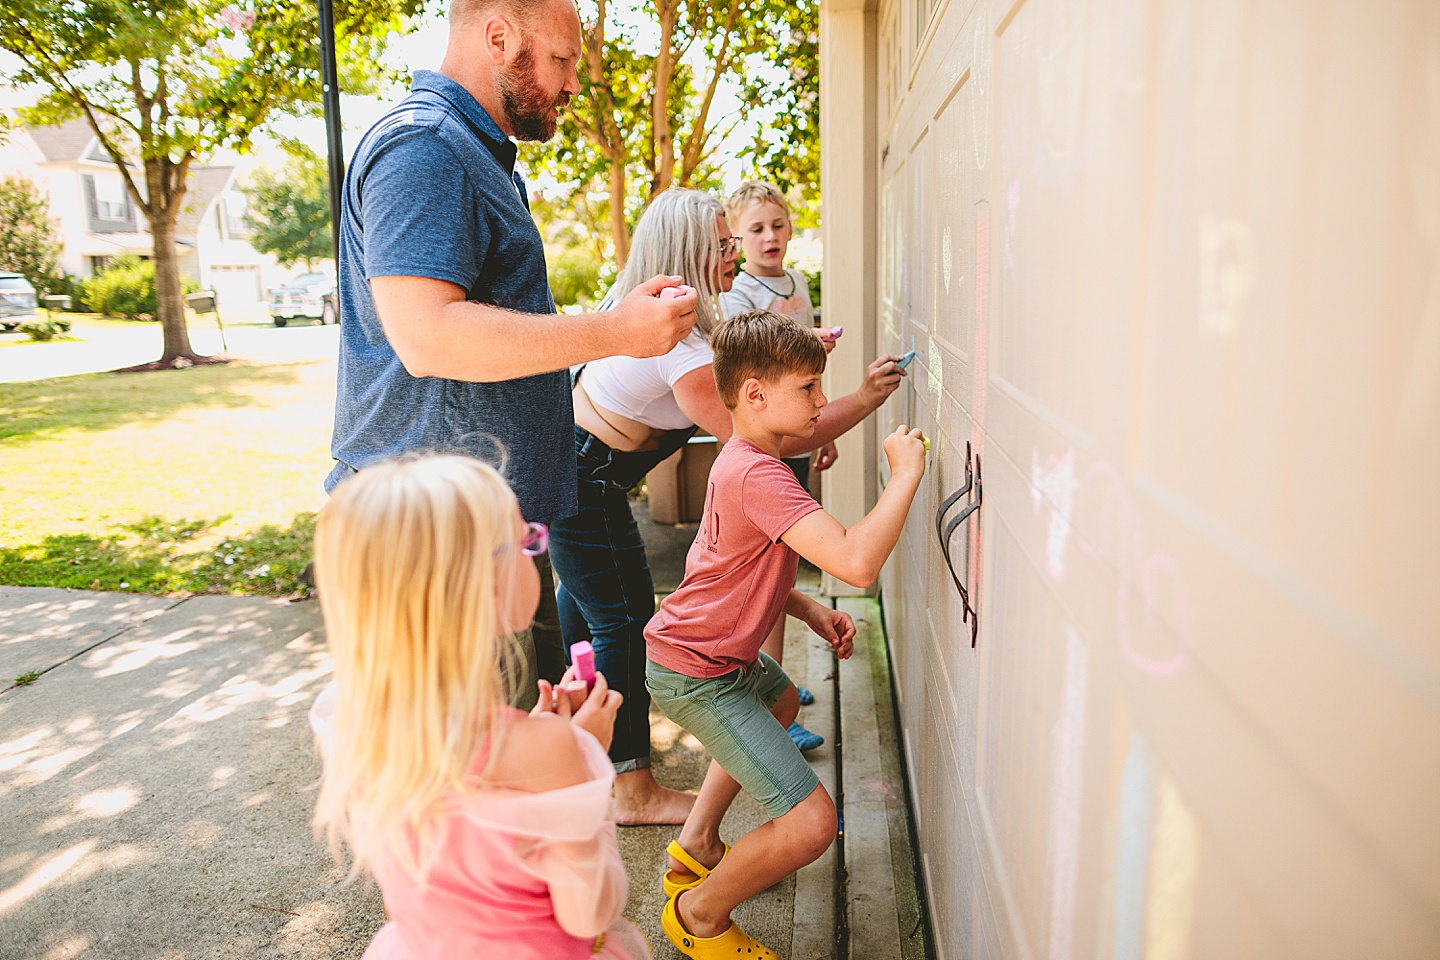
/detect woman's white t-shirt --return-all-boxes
[579,326,714,431]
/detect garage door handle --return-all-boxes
[936,442,982,647]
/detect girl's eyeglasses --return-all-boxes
[498,521,549,557]
[719,236,741,259]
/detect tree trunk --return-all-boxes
[609,162,630,269]
[650,0,678,199]
[145,157,198,363]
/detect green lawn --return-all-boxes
[0,360,335,596]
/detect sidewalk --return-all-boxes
[0,320,339,383]
[0,503,927,959]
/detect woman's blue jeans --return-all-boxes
[548,424,697,772]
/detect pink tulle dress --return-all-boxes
[310,686,651,960]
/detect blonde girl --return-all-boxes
[309,455,650,959]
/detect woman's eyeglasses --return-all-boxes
[498,521,549,557]
[719,236,741,259]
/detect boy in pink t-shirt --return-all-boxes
[645,310,928,959]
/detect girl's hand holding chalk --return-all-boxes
[570,641,596,691]
[571,672,623,753]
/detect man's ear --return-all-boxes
[480,13,518,65]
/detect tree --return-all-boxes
[0,176,62,294]
[0,0,421,367]
[243,142,332,269]
[524,0,820,267]
[738,2,818,225]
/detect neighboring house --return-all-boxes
[0,117,276,319]
[817,2,1436,958]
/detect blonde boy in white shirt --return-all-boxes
[720,182,836,752]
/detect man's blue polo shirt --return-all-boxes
[328,70,577,525]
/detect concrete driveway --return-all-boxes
[0,587,383,959]
[0,320,340,383]
[0,583,841,960]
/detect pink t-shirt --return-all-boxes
[645,438,823,678]
[309,689,651,960]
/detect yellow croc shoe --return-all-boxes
[662,893,779,959]
[662,839,730,900]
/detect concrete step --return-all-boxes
[837,597,930,960]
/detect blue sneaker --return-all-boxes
[796,685,815,706]
[788,721,824,751]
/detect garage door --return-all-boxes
[869,1,1440,958]
[206,265,265,322]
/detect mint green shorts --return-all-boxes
[645,654,820,819]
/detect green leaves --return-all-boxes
[521,0,820,261]
[0,0,423,361]
[0,0,424,181]
[242,143,333,268]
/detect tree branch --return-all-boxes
[679,1,740,183]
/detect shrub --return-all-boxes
[82,256,199,320]
[83,256,154,319]
[45,274,88,312]
[548,246,603,309]
[19,313,73,341]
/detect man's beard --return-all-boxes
[497,42,570,142]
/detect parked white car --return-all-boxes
[0,273,39,331]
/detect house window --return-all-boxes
[84,173,134,224]
[94,178,127,219]
[89,255,113,275]
[218,193,252,239]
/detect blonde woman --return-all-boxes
[309,455,649,960]
[549,188,906,825]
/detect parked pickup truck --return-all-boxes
[267,272,337,327]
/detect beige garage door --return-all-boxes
[207,265,265,322]
[869,1,1440,958]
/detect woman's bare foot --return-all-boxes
[615,769,696,825]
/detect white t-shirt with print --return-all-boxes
[720,269,814,326]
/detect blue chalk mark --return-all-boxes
[1112,732,1156,960]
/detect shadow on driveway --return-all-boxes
[0,593,383,959]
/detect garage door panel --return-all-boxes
[979,424,1440,903]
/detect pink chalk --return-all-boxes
[820,326,844,343]
[658,284,694,300]
[571,641,596,690]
